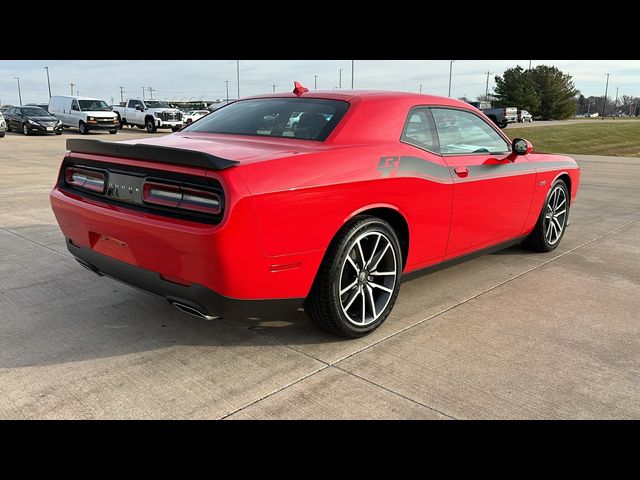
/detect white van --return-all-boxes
[48,95,119,135]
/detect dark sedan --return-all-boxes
[4,106,63,135]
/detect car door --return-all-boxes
[128,99,142,124]
[431,107,536,259]
[9,108,22,129]
[70,99,82,127]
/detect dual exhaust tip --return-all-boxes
[170,301,219,321]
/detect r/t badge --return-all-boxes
[377,156,399,177]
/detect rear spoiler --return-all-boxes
[66,139,239,170]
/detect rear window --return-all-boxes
[184,98,349,141]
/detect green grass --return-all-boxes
[506,121,640,157]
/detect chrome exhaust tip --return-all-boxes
[170,301,219,321]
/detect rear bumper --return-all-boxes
[67,238,304,318]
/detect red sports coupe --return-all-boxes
[50,86,580,337]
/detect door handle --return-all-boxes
[454,166,469,178]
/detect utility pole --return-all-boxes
[236,60,240,99]
[142,87,145,100]
[528,60,532,70]
[448,60,455,97]
[272,84,276,93]
[602,73,609,119]
[15,77,22,106]
[419,84,422,94]
[225,80,229,103]
[485,71,493,100]
[314,75,318,90]
[119,86,125,104]
[351,60,354,89]
[44,66,51,98]
[614,87,618,115]
[339,68,342,89]
[111,97,114,105]
[147,86,155,99]
[70,83,75,96]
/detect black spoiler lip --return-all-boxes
[66,139,240,170]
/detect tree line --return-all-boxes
[484,65,638,120]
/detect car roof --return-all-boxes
[245,89,469,108]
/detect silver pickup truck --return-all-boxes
[113,99,183,133]
[467,101,518,129]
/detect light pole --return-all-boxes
[225,80,229,103]
[44,66,51,98]
[339,68,342,89]
[602,73,609,119]
[15,77,22,106]
[419,84,423,94]
[314,75,318,89]
[448,60,454,97]
[272,84,276,93]
[485,71,493,100]
[70,83,75,96]
[614,87,618,115]
[351,60,354,89]
[236,60,240,99]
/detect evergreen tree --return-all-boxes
[494,65,579,120]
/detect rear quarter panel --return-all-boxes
[235,144,453,271]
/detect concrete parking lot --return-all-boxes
[1,128,639,419]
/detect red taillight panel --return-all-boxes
[65,167,106,193]
[142,180,221,215]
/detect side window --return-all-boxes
[401,108,439,153]
[431,108,511,155]
[128,100,139,109]
[71,100,79,111]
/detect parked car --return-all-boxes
[4,106,63,135]
[207,100,234,112]
[467,101,518,128]
[113,99,183,133]
[0,112,6,137]
[183,109,209,125]
[51,89,580,338]
[518,109,533,122]
[0,105,13,113]
[49,96,118,135]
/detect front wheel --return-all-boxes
[171,126,181,132]
[304,215,402,338]
[22,123,30,135]
[108,128,117,134]
[145,118,157,133]
[522,179,569,252]
[498,122,508,129]
[78,121,88,135]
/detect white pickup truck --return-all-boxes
[113,99,183,133]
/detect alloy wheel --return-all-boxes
[543,185,567,245]
[338,231,398,326]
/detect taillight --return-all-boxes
[143,180,221,215]
[65,167,106,193]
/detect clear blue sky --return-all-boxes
[1,60,638,106]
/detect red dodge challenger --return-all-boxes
[50,85,580,338]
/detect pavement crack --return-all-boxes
[0,226,71,260]
[331,364,458,419]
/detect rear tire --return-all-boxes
[522,179,569,252]
[304,215,403,338]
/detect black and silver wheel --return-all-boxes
[304,215,402,338]
[146,118,157,133]
[22,123,30,135]
[78,121,88,135]
[109,128,117,134]
[523,179,569,252]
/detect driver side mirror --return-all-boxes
[512,138,533,155]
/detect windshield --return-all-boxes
[144,101,171,108]
[22,107,50,116]
[184,98,349,141]
[78,100,110,111]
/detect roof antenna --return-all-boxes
[293,81,309,97]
